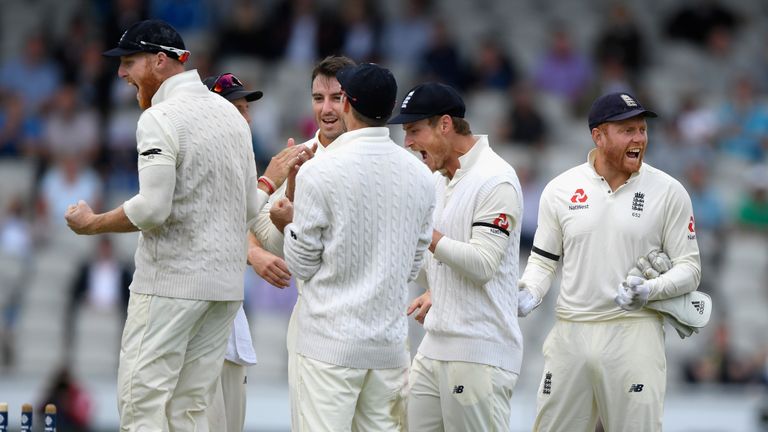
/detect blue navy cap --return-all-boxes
[588,92,657,130]
[103,19,189,63]
[389,82,465,124]
[336,63,398,120]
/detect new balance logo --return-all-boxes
[290,230,297,240]
[452,385,464,394]
[692,300,705,314]
[628,384,644,392]
[542,372,552,395]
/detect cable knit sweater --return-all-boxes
[127,70,262,301]
[283,127,435,369]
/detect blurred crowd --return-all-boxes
[1,0,768,427]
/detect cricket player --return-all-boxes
[517,92,701,431]
[202,72,263,432]
[64,20,307,430]
[245,55,355,430]
[271,63,435,431]
[390,82,524,431]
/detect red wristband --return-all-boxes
[258,176,276,194]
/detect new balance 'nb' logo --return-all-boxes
[692,300,705,314]
[628,384,644,392]
[452,385,464,394]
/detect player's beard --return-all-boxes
[600,147,642,179]
[137,72,163,110]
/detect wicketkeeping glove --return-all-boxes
[633,250,672,279]
[517,281,542,317]
[614,275,651,311]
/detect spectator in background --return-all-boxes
[150,0,211,36]
[99,0,149,54]
[42,84,100,166]
[715,75,768,163]
[419,20,466,90]
[38,366,93,431]
[213,0,269,60]
[736,166,768,231]
[665,0,739,48]
[382,0,433,65]
[594,4,647,79]
[263,0,345,64]
[0,93,25,158]
[0,196,34,370]
[683,321,763,384]
[684,162,726,297]
[532,26,592,109]
[500,83,547,149]
[0,32,61,116]
[53,15,92,84]
[677,93,718,149]
[468,38,518,91]
[38,156,102,231]
[340,0,382,63]
[64,236,132,364]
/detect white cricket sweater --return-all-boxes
[127,70,264,301]
[283,127,435,369]
[521,150,701,321]
[419,136,525,373]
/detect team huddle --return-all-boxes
[64,19,710,432]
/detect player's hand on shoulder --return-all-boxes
[517,281,541,317]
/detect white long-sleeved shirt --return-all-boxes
[283,127,435,369]
[520,150,701,321]
[419,136,525,373]
[123,70,268,301]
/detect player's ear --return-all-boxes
[591,126,603,146]
[441,115,451,134]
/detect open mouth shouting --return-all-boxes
[626,148,641,159]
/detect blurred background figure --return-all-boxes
[63,236,131,365]
[38,366,93,432]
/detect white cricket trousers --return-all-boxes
[207,360,248,432]
[533,317,666,432]
[293,353,408,432]
[118,292,240,432]
[407,354,519,432]
[286,296,301,431]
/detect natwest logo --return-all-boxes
[493,214,510,231]
[571,188,588,203]
[687,216,696,240]
[568,188,590,211]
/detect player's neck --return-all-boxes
[595,159,631,191]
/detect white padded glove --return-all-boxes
[517,281,542,317]
[614,275,651,311]
[634,250,672,279]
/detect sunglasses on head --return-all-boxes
[124,40,190,63]
[211,73,245,94]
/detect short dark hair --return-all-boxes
[427,115,472,136]
[351,106,388,127]
[311,55,355,85]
